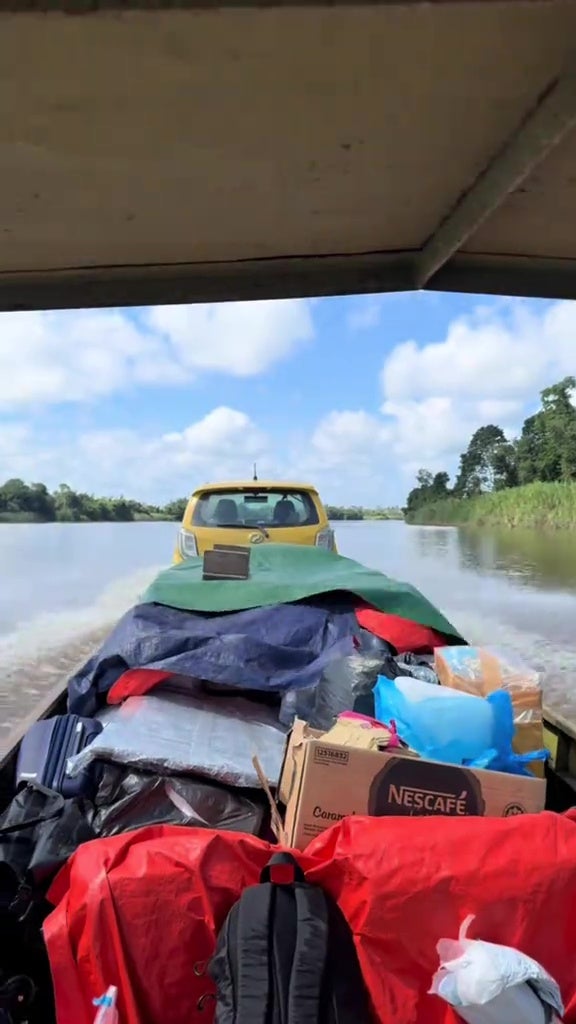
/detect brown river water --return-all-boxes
[2,519,576,754]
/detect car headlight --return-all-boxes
[178,528,198,558]
[315,528,335,550]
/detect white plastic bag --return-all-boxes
[93,986,118,1024]
[430,915,564,1024]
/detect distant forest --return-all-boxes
[406,376,576,515]
[325,506,402,521]
[0,480,402,524]
[0,480,185,523]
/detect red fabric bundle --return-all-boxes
[45,812,576,1024]
[355,605,450,653]
[106,668,173,704]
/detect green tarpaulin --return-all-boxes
[144,545,463,640]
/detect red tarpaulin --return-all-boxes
[45,812,576,1024]
[355,606,450,653]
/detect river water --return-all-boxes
[2,520,576,749]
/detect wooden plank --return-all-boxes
[544,704,576,744]
[1,251,576,314]
[416,73,576,287]
[2,0,557,10]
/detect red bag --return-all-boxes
[355,606,449,653]
[45,813,576,1024]
[45,827,274,1024]
[308,812,576,1023]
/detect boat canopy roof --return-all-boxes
[2,0,576,311]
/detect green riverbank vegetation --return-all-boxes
[0,480,404,525]
[0,480,189,524]
[326,505,403,521]
[405,377,576,529]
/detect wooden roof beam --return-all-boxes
[414,72,576,289]
[2,0,559,10]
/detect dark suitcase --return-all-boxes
[15,716,103,799]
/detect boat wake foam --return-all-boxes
[0,565,162,747]
[445,604,576,721]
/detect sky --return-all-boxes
[1,291,575,507]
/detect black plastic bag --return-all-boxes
[93,765,267,837]
[280,631,398,727]
[309,644,401,730]
[0,784,95,889]
[0,784,95,1024]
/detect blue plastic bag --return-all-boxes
[373,676,547,774]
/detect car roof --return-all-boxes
[191,481,320,495]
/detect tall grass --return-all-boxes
[406,482,576,529]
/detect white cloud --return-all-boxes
[309,411,387,469]
[4,295,576,509]
[0,423,34,477]
[284,410,399,506]
[0,299,313,409]
[2,406,270,503]
[380,299,576,473]
[290,298,576,503]
[345,291,437,332]
[347,300,383,332]
[382,300,576,404]
[0,404,400,507]
[146,299,312,376]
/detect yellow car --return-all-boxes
[174,480,336,561]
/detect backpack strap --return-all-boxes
[235,880,273,1024]
[260,852,305,886]
[289,883,328,1024]
[261,853,328,1024]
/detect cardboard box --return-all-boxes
[202,546,250,580]
[434,646,545,776]
[276,720,546,851]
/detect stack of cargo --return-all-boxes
[0,545,561,1024]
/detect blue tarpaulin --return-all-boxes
[67,598,358,716]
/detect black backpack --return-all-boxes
[208,852,372,1024]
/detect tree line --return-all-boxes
[325,505,402,520]
[0,482,403,524]
[406,376,576,514]
[0,480,188,523]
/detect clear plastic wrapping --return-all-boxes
[67,692,287,789]
[434,646,543,766]
[434,646,542,721]
[93,765,266,837]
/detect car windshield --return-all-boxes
[193,489,320,528]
